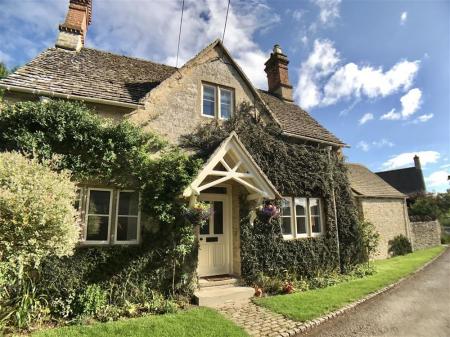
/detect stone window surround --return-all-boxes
[280,196,325,240]
[201,81,235,120]
[78,186,141,246]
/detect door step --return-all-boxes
[194,284,255,308]
[199,275,239,288]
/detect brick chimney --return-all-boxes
[264,44,293,102]
[56,0,92,51]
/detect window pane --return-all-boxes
[311,216,322,233]
[86,215,109,241]
[117,217,138,241]
[118,191,139,216]
[203,86,215,116]
[220,90,232,119]
[220,103,231,119]
[310,198,321,216]
[296,217,307,234]
[281,217,292,235]
[295,198,306,216]
[200,202,210,235]
[74,189,81,211]
[88,190,111,215]
[281,198,291,216]
[213,201,223,235]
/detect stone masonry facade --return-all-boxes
[357,197,410,259]
[410,220,441,250]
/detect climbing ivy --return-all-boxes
[182,103,365,281]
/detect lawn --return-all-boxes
[255,245,446,322]
[30,307,249,337]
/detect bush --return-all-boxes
[388,235,412,256]
[0,152,79,330]
[359,220,380,261]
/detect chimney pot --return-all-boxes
[264,44,293,102]
[56,0,92,51]
[414,155,421,170]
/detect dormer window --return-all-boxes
[202,83,234,120]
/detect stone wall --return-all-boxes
[357,197,410,259]
[410,220,441,250]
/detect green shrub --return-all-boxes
[388,235,412,256]
[76,284,108,316]
[0,152,79,330]
[359,220,380,261]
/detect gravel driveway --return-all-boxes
[301,247,450,337]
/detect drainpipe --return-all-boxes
[327,146,341,273]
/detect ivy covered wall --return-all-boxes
[182,103,365,281]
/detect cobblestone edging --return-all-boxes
[217,247,447,337]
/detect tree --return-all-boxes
[0,63,8,79]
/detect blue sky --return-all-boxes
[0,0,449,192]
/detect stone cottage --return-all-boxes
[346,163,411,258]
[0,0,412,304]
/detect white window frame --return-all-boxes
[114,190,141,245]
[201,84,217,118]
[280,196,324,239]
[280,197,294,239]
[218,87,234,120]
[309,198,324,237]
[83,188,113,245]
[294,197,309,238]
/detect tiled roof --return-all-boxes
[346,163,406,198]
[376,167,426,196]
[0,48,177,105]
[0,46,344,146]
[258,90,345,145]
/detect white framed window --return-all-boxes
[280,197,324,239]
[280,198,293,239]
[219,88,233,120]
[294,197,308,237]
[309,198,322,237]
[201,83,234,119]
[202,84,216,118]
[84,188,113,244]
[115,190,141,244]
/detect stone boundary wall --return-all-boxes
[410,220,441,250]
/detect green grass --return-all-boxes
[30,308,249,337]
[255,246,446,322]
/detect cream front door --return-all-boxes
[197,193,231,277]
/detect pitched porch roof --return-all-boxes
[183,132,281,201]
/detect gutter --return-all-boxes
[0,84,143,110]
[282,131,348,148]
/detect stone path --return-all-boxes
[217,301,302,337]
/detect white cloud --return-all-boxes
[359,113,374,125]
[380,108,401,120]
[311,0,342,25]
[295,39,421,109]
[412,113,434,123]
[295,39,340,109]
[400,88,422,118]
[292,9,305,21]
[425,170,449,188]
[357,138,394,152]
[357,141,370,152]
[381,151,441,170]
[400,11,408,25]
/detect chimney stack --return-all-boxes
[264,44,293,102]
[414,155,421,170]
[56,0,92,51]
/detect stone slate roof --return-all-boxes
[346,163,406,198]
[0,46,344,145]
[376,167,426,196]
[0,48,177,105]
[258,90,344,145]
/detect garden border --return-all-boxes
[270,246,448,337]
